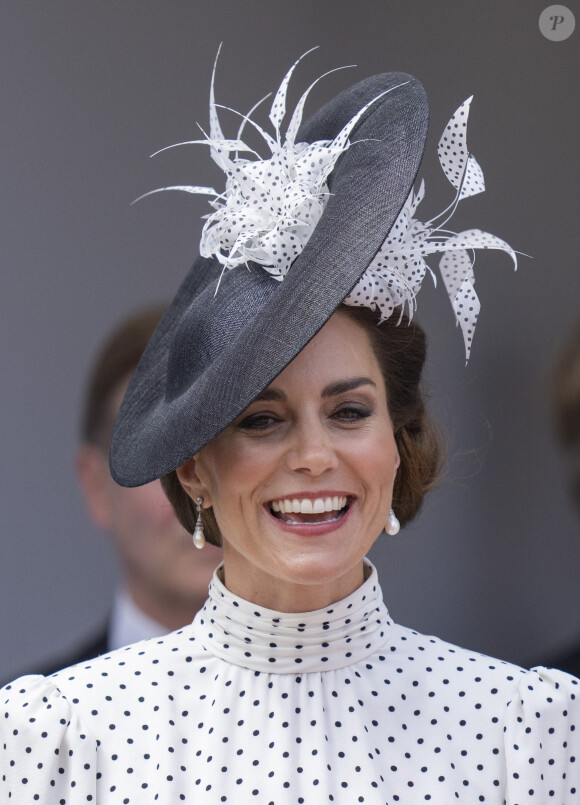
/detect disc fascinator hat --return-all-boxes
[110,49,517,488]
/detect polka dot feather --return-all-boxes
[135,47,398,283]
[345,98,518,361]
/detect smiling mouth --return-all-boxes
[269,496,351,525]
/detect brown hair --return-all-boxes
[162,471,222,545]
[336,304,443,525]
[162,304,443,544]
[82,305,166,450]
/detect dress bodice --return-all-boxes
[1,563,578,803]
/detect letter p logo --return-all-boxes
[539,5,576,40]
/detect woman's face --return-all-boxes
[177,311,400,611]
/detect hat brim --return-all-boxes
[110,71,428,486]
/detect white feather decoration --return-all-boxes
[345,97,518,360]
[137,50,519,361]
[136,48,402,279]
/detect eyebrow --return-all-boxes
[253,376,376,403]
[322,377,377,397]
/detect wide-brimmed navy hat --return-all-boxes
[110,68,429,487]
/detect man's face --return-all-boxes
[77,380,221,626]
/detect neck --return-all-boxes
[219,559,367,613]
[125,581,207,631]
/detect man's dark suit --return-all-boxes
[2,622,109,685]
[544,645,580,678]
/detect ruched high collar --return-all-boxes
[193,560,393,672]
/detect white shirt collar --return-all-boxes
[109,588,171,652]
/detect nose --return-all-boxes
[285,416,339,476]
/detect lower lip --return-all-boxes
[265,503,353,536]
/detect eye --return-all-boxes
[237,412,279,431]
[331,404,372,423]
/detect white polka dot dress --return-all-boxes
[1,562,578,803]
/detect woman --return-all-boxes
[1,54,578,803]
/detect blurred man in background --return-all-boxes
[545,322,580,676]
[39,306,222,674]
[552,323,580,514]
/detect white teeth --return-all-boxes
[270,496,348,514]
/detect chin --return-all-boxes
[274,551,364,588]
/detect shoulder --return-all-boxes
[386,623,580,797]
[1,673,98,800]
[0,627,205,799]
[2,671,69,720]
[2,624,202,726]
[506,664,579,728]
[503,666,579,800]
[389,624,580,798]
[24,623,205,713]
[389,622,529,692]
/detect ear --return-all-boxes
[176,456,213,508]
[393,429,403,473]
[76,444,114,530]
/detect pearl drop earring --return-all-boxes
[385,507,400,536]
[193,496,205,549]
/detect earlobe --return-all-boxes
[176,456,212,507]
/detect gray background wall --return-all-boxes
[1,0,579,682]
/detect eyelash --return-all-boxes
[237,404,372,431]
[331,404,372,422]
[238,413,278,431]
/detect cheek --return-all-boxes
[359,425,399,470]
[364,434,400,500]
[388,435,401,477]
[194,447,235,511]
[196,439,269,508]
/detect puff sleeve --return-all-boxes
[504,666,579,803]
[0,675,98,804]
